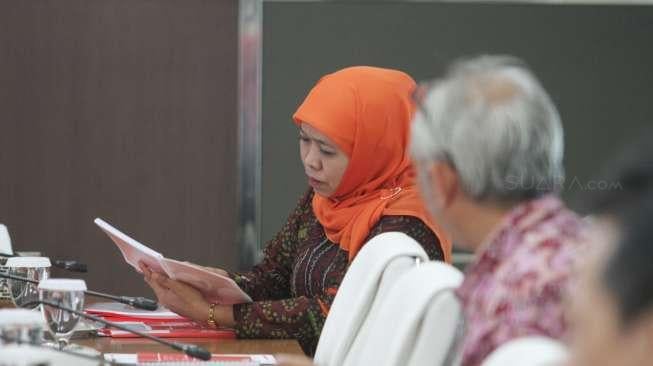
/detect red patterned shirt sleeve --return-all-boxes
[456,196,585,366]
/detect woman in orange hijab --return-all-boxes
[140,66,450,356]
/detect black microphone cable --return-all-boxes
[26,299,212,361]
[0,333,128,365]
[0,253,88,273]
[0,272,158,311]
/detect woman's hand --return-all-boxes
[139,262,235,327]
[275,355,315,366]
[194,264,229,277]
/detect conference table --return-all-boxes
[0,299,304,358]
[75,337,304,356]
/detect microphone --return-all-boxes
[26,299,212,361]
[0,333,124,365]
[85,289,158,311]
[52,259,88,273]
[0,272,158,311]
[0,252,88,273]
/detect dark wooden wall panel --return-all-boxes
[0,0,239,296]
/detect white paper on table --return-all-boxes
[85,301,185,320]
[94,218,252,305]
[104,353,276,365]
[103,353,137,364]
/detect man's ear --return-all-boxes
[427,161,460,209]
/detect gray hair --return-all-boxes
[410,55,564,202]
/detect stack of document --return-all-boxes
[104,353,277,365]
[86,302,186,321]
[86,302,236,339]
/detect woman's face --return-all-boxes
[299,123,349,197]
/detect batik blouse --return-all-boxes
[230,189,444,355]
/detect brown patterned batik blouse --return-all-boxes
[229,189,444,355]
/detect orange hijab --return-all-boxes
[292,66,451,262]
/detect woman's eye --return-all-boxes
[320,149,335,156]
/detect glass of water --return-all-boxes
[5,257,51,309]
[38,279,86,350]
[0,308,45,346]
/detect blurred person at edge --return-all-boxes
[410,55,586,366]
[569,133,653,366]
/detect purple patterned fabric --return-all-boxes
[456,195,586,366]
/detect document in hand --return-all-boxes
[94,218,252,305]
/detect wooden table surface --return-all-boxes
[74,337,304,355]
[1,299,304,356]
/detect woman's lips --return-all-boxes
[308,177,324,188]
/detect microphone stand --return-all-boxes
[26,299,212,361]
[85,289,158,311]
[0,333,126,365]
[0,252,88,273]
[0,272,158,311]
[52,259,88,273]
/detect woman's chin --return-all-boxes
[311,187,333,198]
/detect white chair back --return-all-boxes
[314,232,429,366]
[481,336,568,366]
[406,289,464,366]
[343,261,464,366]
[340,255,422,365]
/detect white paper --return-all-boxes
[85,302,185,320]
[94,218,252,305]
[94,218,165,273]
[161,258,252,304]
[103,353,137,364]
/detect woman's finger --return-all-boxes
[163,278,190,293]
[147,276,170,300]
[150,272,171,288]
[139,261,153,280]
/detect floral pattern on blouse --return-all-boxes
[230,188,444,355]
[456,195,586,366]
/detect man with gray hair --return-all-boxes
[411,55,585,366]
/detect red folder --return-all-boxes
[137,353,272,362]
[105,353,276,365]
[97,320,236,339]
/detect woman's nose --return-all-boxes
[303,145,321,171]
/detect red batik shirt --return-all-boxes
[457,195,586,366]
